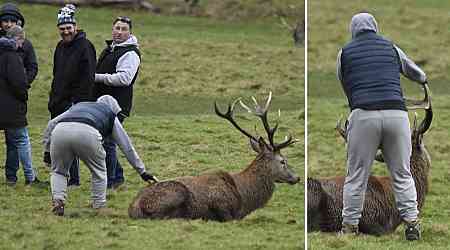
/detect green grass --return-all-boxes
[308,0,450,249]
[0,2,304,250]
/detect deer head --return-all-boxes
[214,92,300,185]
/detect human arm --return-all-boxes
[393,45,427,84]
[74,42,96,103]
[111,118,148,175]
[95,51,140,87]
[336,49,343,83]
[22,40,38,85]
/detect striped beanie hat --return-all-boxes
[57,4,76,26]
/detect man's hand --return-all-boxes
[140,172,159,183]
[43,152,51,166]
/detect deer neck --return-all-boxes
[232,155,275,217]
[410,145,431,210]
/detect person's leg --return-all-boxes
[73,124,107,208]
[342,110,382,228]
[103,136,117,188]
[4,130,19,183]
[380,110,420,240]
[68,158,80,186]
[50,124,76,215]
[6,127,35,183]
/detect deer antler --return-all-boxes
[406,83,433,135]
[239,92,297,150]
[214,99,258,142]
[405,83,431,110]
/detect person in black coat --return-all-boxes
[0,2,38,86]
[48,4,96,186]
[0,31,38,186]
[0,2,41,185]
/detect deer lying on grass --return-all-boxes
[308,84,432,235]
[129,92,299,221]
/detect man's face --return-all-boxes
[58,23,77,43]
[112,21,131,44]
[1,20,17,30]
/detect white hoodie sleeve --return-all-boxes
[111,118,146,174]
[95,51,140,87]
[394,45,427,84]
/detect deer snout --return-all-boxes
[287,175,300,185]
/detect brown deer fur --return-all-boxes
[129,93,299,221]
[308,106,432,235]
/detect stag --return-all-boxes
[308,84,432,235]
[129,92,299,221]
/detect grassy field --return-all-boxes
[0,2,304,250]
[308,0,450,249]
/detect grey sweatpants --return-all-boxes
[50,122,107,208]
[342,109,418,225]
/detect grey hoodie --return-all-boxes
[94,35,140,87]
[43,95,147,174]
[337,13,427,84]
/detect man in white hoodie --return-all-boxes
[93,16,141,190]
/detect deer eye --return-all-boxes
[280,160,286,165]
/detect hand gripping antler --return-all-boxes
[239,92,298,150]
[404,83,431,110]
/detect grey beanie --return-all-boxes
[57,4,76,26]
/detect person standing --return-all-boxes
[0,2,40,185]
[93,16,141,189]
[43,95,158,216]
[48,4,96,187]
[337,13,427,240]
[0,26,37,186]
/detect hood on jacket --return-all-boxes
[349,13,378,38]
[97,95,122,115]
[110,35,139,50]
[0,3,25,27]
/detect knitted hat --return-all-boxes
[57,4,76,26]
[0,3,25,27]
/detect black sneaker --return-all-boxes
[25,177,50,187]
[67,180,80,189]
[52,199,65,216]
[339,223,359,235]
[405,220,421,241]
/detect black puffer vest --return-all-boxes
[59,102,116,137]
[94,41,140,117]
[341,32,405,111]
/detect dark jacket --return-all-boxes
[0,37,28,129]
[341,31,404,111]
[94,39,141,117]
[0,3,38,85]
[48,31,96,118]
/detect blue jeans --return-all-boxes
[5,127,35,182]
[68,158,80,185]
[104,135,124,187]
